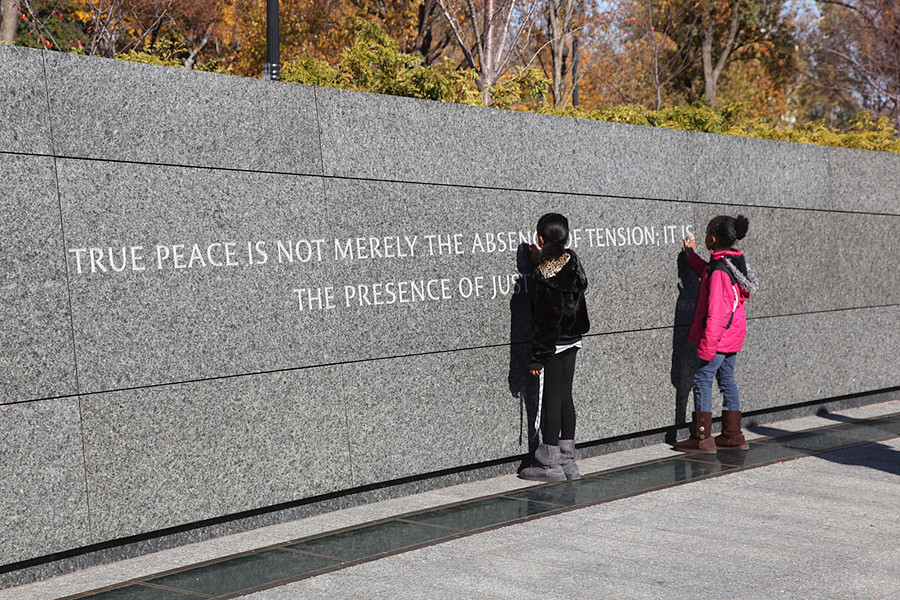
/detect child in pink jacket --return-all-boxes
[674,215,759,454]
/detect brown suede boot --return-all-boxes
[715,410,749,450]
[673,411,717,454]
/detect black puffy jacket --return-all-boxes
[529,249,590,370]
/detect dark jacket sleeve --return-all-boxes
[529,281,563,370]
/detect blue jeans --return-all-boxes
[692,352,740,413]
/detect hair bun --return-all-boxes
[734,215,749,240]
[537,213,570,261]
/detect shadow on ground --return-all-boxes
[748,408,900,477]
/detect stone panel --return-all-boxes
[80,367,352,540]
[573,328,691,443]
[693,205,900,318]
[823,212,900,308]
[826,146,900,215]
[0,398,90,565]
[518,115,695,200]
[527,195,698,334]
[317,87,696,200]
[42,52,321,174]
[741,306,900,412]
[0,45,52,155]
[345,327,695,485]
[0,154,77,404]
[56,160,336,392]
[688,132,834,212]
[569,306,900,446]
[322,177,530,360]
[316,87,530,189]
[342,348,525,486]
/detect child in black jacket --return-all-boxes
[519,213,590,482]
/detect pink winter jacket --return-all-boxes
[686,249,754,361]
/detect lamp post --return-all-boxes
[262,0,281,80]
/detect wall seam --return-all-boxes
[1,301,893,405]
[4,151,899,218]
[313,86,357,489]
[38,48,95,544]
[313,86,327,177]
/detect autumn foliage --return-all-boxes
[1,0,897,152]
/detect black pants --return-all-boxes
[540,347,578,445]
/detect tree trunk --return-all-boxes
[700,0,742,107]
[414,0,450,65]
[547,0,574,106]
[650,1,661,109]
[481,0,495,104]
[548,0,562,104]
[183,23,213,69]
[571,34,579,107]
[1,0,18,44]
[437,0,533,106]
[701,19,716,106]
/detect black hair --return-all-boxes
[708,214,749,248]
[536,213,569,261]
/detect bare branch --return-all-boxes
[437,0,479,70]
[126,0,174,51]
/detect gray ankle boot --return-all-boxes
[558,439,581,480]
[518,444,566,482]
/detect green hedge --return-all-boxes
[112,24,899,154]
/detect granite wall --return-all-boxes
[2,44,899,579]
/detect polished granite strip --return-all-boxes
[853,413,900,432]
[680,442,811,468]
[402,496,558,531]
[823,414,900,437]
[755,423,894,452]
[65,412,900,600]
[598,455,737,485]
[503,473,649,507]
[71,584,207,599]
[145,551,340,597]
[284,520,453,561]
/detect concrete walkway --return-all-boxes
[257,437,900,600]
[4,400,899,600]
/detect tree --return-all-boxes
[13,0,88,51]
[72,0,174,57]
[1,0,17,44]
[810,0,900,131]
[544,0,575,106]
[716,40,793,118]
[697,0,744,107]
[219,0,359,76]
[610,0,701,109]
[219,0,431,77]
[525,0,612,108]
[411,0,454,64]
[282,19,481,101]
[163,0,222,69]
[694,0,801,108]
[436,0,539,104]
[332,0,454,65]
[345,0,429,54]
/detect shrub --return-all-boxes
[100,22,899,154]
[281,19,545,108]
